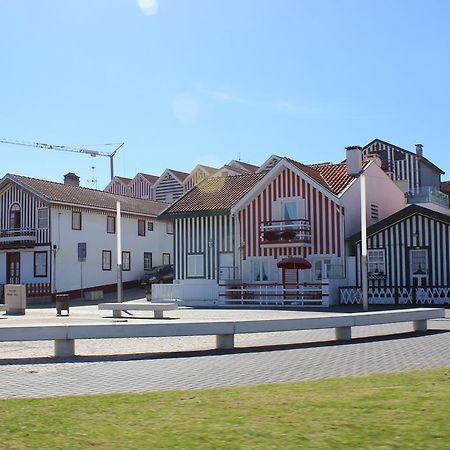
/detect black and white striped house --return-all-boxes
[342,205,450,306]
[363,139,445,197]
[153,169,189,203]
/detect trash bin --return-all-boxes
[55,294,69,316]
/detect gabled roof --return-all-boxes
[308,160,371,195]
[364,138,445,175]
[198,164,219,175]
[160,173,266,218]
[167,169,189,183]
[115,176,132,185]
[349,204,450,244]
[2,174,168,217]
[137,173,159,184]
[229,160,259,173]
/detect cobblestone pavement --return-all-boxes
[0,301,449,399]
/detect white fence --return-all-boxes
[340,286,450,305]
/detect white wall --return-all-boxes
[341,162,406,238]
[51,207,173,293]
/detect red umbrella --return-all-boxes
[277,257,312,270]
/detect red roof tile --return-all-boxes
[138,173,159,184]
[7,174,168,217]
[168,169,189,182]
[162,173,266,216]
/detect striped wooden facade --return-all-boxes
[174,215,234,280]
[237,167,345,260]
[128,175,154,200]
[104,178,130,196]
[0,182,50,244]
[155,171,185,203]
[354,206,450,288]
[363,140,420,191]
[183,167,210,192]
[173,165,345,282]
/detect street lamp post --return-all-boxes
[115,201,123,318]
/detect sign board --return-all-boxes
[78,242,87,261]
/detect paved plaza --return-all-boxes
[0,291,449,399]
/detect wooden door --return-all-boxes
[6,252,20,284]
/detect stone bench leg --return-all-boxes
[335,326,352,341]
[55,339,75,358]
[113,310,122,318]
[413,319,427,332]
[154,310,164,319]
[216,333,235,349]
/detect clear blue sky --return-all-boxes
[1,0,449,189]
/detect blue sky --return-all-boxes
[1,0,449,189]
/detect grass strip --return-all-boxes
[0,367,449,449]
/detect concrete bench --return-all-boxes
[0,308,445,358]
[98,302,178,319]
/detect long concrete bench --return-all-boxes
[0,308,445,358]
[98,302,178,319]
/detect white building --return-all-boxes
[0,173,173,299]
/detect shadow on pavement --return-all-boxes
[0,329,448,367]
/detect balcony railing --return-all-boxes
[0,228,37,243]
[260,219,311,247]
[406,187,449,208]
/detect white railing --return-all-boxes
[260,219,312,246]
[0,228,37,243]
[340,286,450,305]
[219,281,329,307]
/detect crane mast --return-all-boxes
[0,138,124,181]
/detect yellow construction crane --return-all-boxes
[0,138,124,181]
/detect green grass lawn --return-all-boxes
[1,368,449,449]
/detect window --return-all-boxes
[34,251,47,277]
[122,251,131,271]
[107,216,115,234]
[162,253,171,265]
[9,203,21,229]
[410,249,428,275]
[368,249,385,275]
[138,219,146,236]
[72,211,82,230]
[250,260,269,282]
[144,252,152,271]
[102,250,112,271]
[283,201,298,220]
[370,203,379,221]
[187,254,204,277]
[147,221,154,231]
[37,208,49,229]
[166,221,174,234]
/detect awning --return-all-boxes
[277,257,312,270]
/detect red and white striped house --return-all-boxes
[158,151,405,306]
[104,176,132,196]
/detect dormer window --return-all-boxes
[9,203,21,229]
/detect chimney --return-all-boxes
[345,146,363,175]
[415,144,423,157]
[64,172,80,187]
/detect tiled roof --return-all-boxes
[168,169,189,182]
[308,162,360,195]
[8,174,168,217]
[198,165,219,175]
[161,173,266,216]
[138,173,159,184]
[116,176,132,184]
[235,161,259,172]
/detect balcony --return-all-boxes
[0,228,37,244]
[406,187,449,209]
[260,219,311,248]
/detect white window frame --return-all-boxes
[250,258,271,282]
[37,207,49,229]
[187,254,205,278]
[144,252,152,271]
[368,249,386,275]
